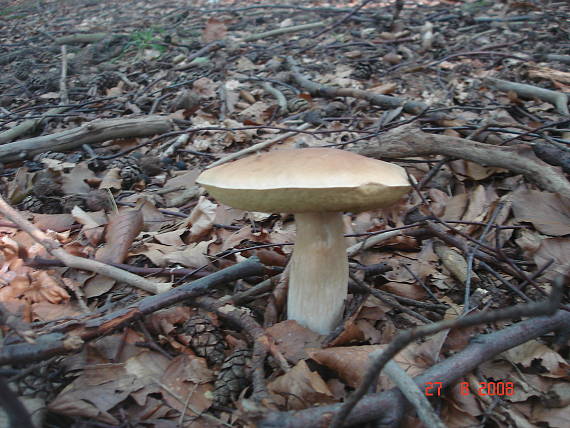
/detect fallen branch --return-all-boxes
[331,275,563,427]
[243,21,325,42]
[0,376,35,427]
[0,116,173,162]
[286,57,428,115]
[349,122,570,199]
[484,77,569,115]
[380,356,446,428]
[0,257,267,365]
[54,32,119,45]
[0,107,68,145]
[0,196,171,294]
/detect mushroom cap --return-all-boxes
[197,148,411,213]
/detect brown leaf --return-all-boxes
[164,239,213,268]
[186,196,217,240]
[502,340,569,379]
[96,206,144,264]
[159,354,214,414]
[512,189,570,236]
[99,167,122,190]
[83,275,116,299]
[61,163,95,194]
[267,360,335,409]
[33,213,76,232]
[266,320,323,364]
[532,405,570,428]
[202,17,227,43]
[533,237,570,280]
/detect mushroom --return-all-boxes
[196,148,411,334]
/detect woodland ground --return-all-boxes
[0,0,569,427]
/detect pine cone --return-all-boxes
[92,71,121,90]
[19,195,62,214]
[32,171,62,197]
[14,59,36,81]
[120,165,144,188]
[287,97,310,113]
[109,156,144,188]
[19,195,44,212]
[40,198,63,214]
[351,61,376,80]
[109,155,141,170]
[183,315,226,365]
[34,151,67,162]
[138,155,163,176]
[27,73,59,91]
[213,347,251,406]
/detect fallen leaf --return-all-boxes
[267,360,334,409]
[512,189,570,236]
[96,206,144,264]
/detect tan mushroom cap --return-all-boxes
[197,147,411,213]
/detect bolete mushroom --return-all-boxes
[196,148,411,334]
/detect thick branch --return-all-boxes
[287,57,428,115]
[0,257,267,366]
[350,123,570,199]
[0,116,173,162]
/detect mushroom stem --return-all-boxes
[288,212,348,334]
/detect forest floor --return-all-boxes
[0,0,569,427]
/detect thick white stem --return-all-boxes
[288,212,348,334]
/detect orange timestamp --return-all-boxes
[424,381,515,397]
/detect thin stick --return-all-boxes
[330,276,564,427]
[0,195,170,294]
[206,123,311,168]
[59,45,69,105]
[381,356,447,428]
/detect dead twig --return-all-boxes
[287,56,428,115]
[0,116,173,162]
[259,285,568,428]
[0,375,35,427]
[0,195,170,294]
[380,356,446,428]
[349,122,570,199]
[0,257,267,366]
[330,276,564,427]
[484,77,569,115]
[206,123,312,168]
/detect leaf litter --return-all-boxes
[0,0,569,427]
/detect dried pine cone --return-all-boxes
[183,315,226,365]
[14,59,36,81]
[213,347,251,406]
[32,170,62,198]
[27,72,59,92]
[120,165,144,188]
[18,195,62,214]
[19,195,44,213]
[39,198,63,214]
[62,195,86,212]
[85,190,110,211]
[287,97,310,113]
[109,155,140,170]
[92,71,121,91]
[138,155,163,176]
[109,156,144,188]
[34,151,67,162]
[351,61,376,80]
